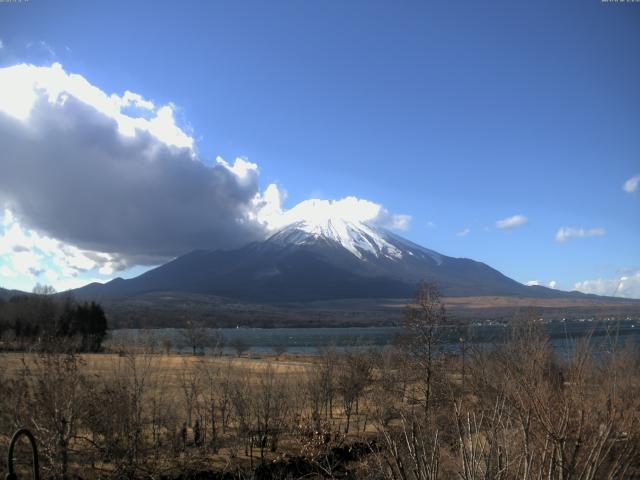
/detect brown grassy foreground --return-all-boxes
[1,278,639,480]
[1,319,639,480]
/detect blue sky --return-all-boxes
[0,0,638,296]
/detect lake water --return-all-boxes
[107,320,639,355]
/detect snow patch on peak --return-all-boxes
[263,197,417,260]
[384,230,444,266]
[284,217,403,260]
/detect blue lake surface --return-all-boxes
[107,320,639,355]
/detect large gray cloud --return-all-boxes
[0,63,412,283]
[0,92,267,266]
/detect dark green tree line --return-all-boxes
[0,285,108,351]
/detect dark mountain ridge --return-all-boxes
[72,221,623,305]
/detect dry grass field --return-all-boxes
[0,351,315,378]
[1,302,639,479]
[0,348,385,478]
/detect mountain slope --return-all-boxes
[0,287,28,300]
[73,217,605,303]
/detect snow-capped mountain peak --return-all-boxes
[263,198,405,260]
[274,217,403,260]
[72,199,595,304]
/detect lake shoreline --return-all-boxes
[104,319,639,356]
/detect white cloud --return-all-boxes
[0,265,16,278]
[623,174,640,194]
[385,213,412,231]
[0,63,269,262]
[0,63,192,148]
[526,279,557,289]
[457,228,470,237]
[116,90,155,111]
[574,271,640,299]
[0,209,120,277]
[555,227,606,243]
[256,196,411,233]
[217,156,258,181]
[252,183,285,226]
[0,208,122,291]
[496,214,528,230]
[0,62,410,289]
[12,250,43,276]
[0,39,4,50]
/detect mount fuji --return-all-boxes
[73,205,596,304]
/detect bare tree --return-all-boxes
[21,351,85,479]
[160,335,173,355]
[230,368,253,459]
[314,345,337,420]
[305,365,325,432]
[87,350,157,478]
[230,337,249,357]
[336,349,372,433]
[179,358,201,427]
[252,363,291,462]
[180,321,210,355]
[458,318,640,480]
[32,283,57,296]
[402,281,446,417]
[209,328,226,356]
[272,343,288,358]
[195,358,233,452]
